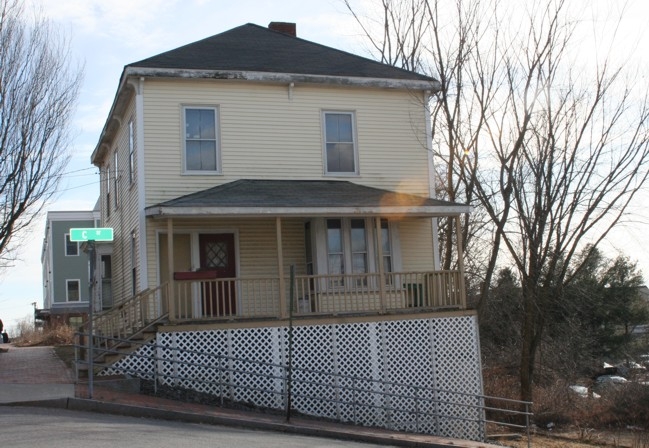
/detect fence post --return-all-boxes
[285,265,295,422]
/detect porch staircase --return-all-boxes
[78,284,169,376]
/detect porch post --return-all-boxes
[276,217,287,319]
[167,218,176,321]
[375,218,386,313]
[455,215,467,309]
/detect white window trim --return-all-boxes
[182,105,222,175]
[66,279,81,302]
[64,233,79,257]
[322,110,359,176]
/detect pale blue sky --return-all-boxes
[1,0,648,332]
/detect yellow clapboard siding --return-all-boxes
[142,79,432,205]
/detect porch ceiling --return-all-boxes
[145,179,471,219]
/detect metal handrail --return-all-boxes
[75,332,532,446]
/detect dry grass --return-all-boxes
[11,322,75,347]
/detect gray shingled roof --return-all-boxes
[128,23,435,82]
[145,179,470,218]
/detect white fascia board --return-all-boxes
[146,205,472,219]
[123,67,441,92]
[47,210,96,221]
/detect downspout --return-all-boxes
[424,90,441,270]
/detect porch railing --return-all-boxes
[169,270,464,322]
[93,283,168,339]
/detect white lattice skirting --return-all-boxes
[109,315,485,440]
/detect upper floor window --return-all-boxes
[128,120,135,184]
[105,165,111,218]
[323,111,357,174]
[65,234,78,256]
[113,149,119,209]
[183,106,220,173]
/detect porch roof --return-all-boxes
[145,179,471,219]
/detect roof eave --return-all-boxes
[123,66,441,92]
[145,204,471,219]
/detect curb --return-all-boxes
[4,397,496,448]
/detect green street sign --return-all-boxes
[70,228,114,242]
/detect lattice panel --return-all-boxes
[157,331,230,395]
[108,315,484,441]
[101,342,156,379]
[431,316,484,440]
[289,324,339,420]
[230,327,284,409]
[333,322,382,426]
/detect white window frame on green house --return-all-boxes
[182,106,221,174]
[64,233,79,256]
[322,111,358,175]
[66,279,81,302]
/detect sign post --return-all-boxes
[70,228,113,399]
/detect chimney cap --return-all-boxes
[268,22,296,37]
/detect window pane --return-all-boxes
[198,109,216,139]
[350,219,366,252]
[326,114,352,142]
[185,108,216,139]
[327,143,354,173]
[352,253,367,274]
[185,109,200,138]
[186,141,216,171]
[337,115,352,142]
[381,221,391,254]
[328,254,344,275]
[199,141,217,170]
[327,220,342,253]
[186,141,202,170]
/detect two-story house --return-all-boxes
[40,207,112,327]
[89,22,482,440]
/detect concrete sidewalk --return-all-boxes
[0,344,504,448]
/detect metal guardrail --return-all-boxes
[75,332,532,446]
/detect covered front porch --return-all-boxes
[146,179,471,323]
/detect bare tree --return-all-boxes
[0,0,82,267]
[345,0,649,402]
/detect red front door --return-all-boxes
[199,233,236,316]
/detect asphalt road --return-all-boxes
[0,406,394,448]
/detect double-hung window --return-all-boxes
[323,111,357,174]
[184,106,219,173]
[113,149,119,209]
[66,279,80,302]
[326,218,368,287]
[128,120,135,184]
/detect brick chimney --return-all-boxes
[268,22,296,37]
